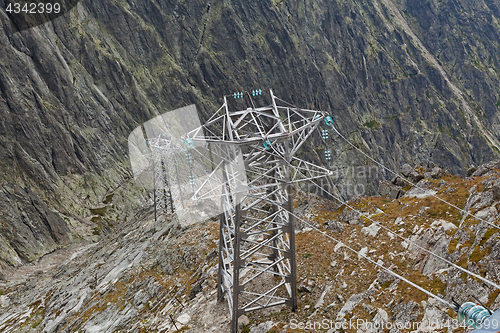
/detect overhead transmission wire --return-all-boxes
[266,139,500,297]
[311,126,500,290]
[330,124,500,231]
[304,168,500,292]
[249,182,454,309]
[274,96,500,231]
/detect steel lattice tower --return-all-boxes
[186,89,331,332]
[148,135,177,219]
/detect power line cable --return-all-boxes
[329,124,500,231]
[248,190,456,309]
[311,127,500,290]
[261,142,457,308]
[305,176,500,291]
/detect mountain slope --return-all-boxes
[0,161,499,332]
[0,0,499,267]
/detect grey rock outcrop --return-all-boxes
[401,164,414,177]
[470,160,500,177]
[0,183,70,267]
[378,180,405,199]
[391,301,421,323]
[424,167,446,180]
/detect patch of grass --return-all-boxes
[92,227,101,236]
[428,203,451,219]
[103,193,114,204]
[480,229,497,247]
[90,206,107,216]
[429,278,447,295]
[487,289,500,307]
[363,120,380,129]
[449,239,459,253]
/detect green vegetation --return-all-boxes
[92,227,101,236]
[90,206,108,216]
[103,193,114,204]
[380,280,392,288]
[363,120,380,129]
[480,229,497,247]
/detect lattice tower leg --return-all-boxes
[218,140,297,333]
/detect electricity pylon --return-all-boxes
[186,89,331,332]
[147,134,177,219]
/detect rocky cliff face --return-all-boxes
[0,0,499,269]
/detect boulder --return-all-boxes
[467,166,477,177]
[404,180,437,198]
[392,176,406,187]
[426,167,445,179]
[430,219,457,232]
[418,206,430,215]
[391,301,421,323]
[377,270,396,285]
[340,208,362,225]
[249,321,275,333]
[379,180,405,199]
[336,293,367,319]
[189,280,203,299]
[471,160,500,177]
[401,164,413,177]
[0,295,10,308]
[328,220,344,232]
[361,223,381,237]
[438,179,448,187]
[409,171,425,183]
[177,313,190,325]
[238,315,250,329]
[358,247,368,259]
